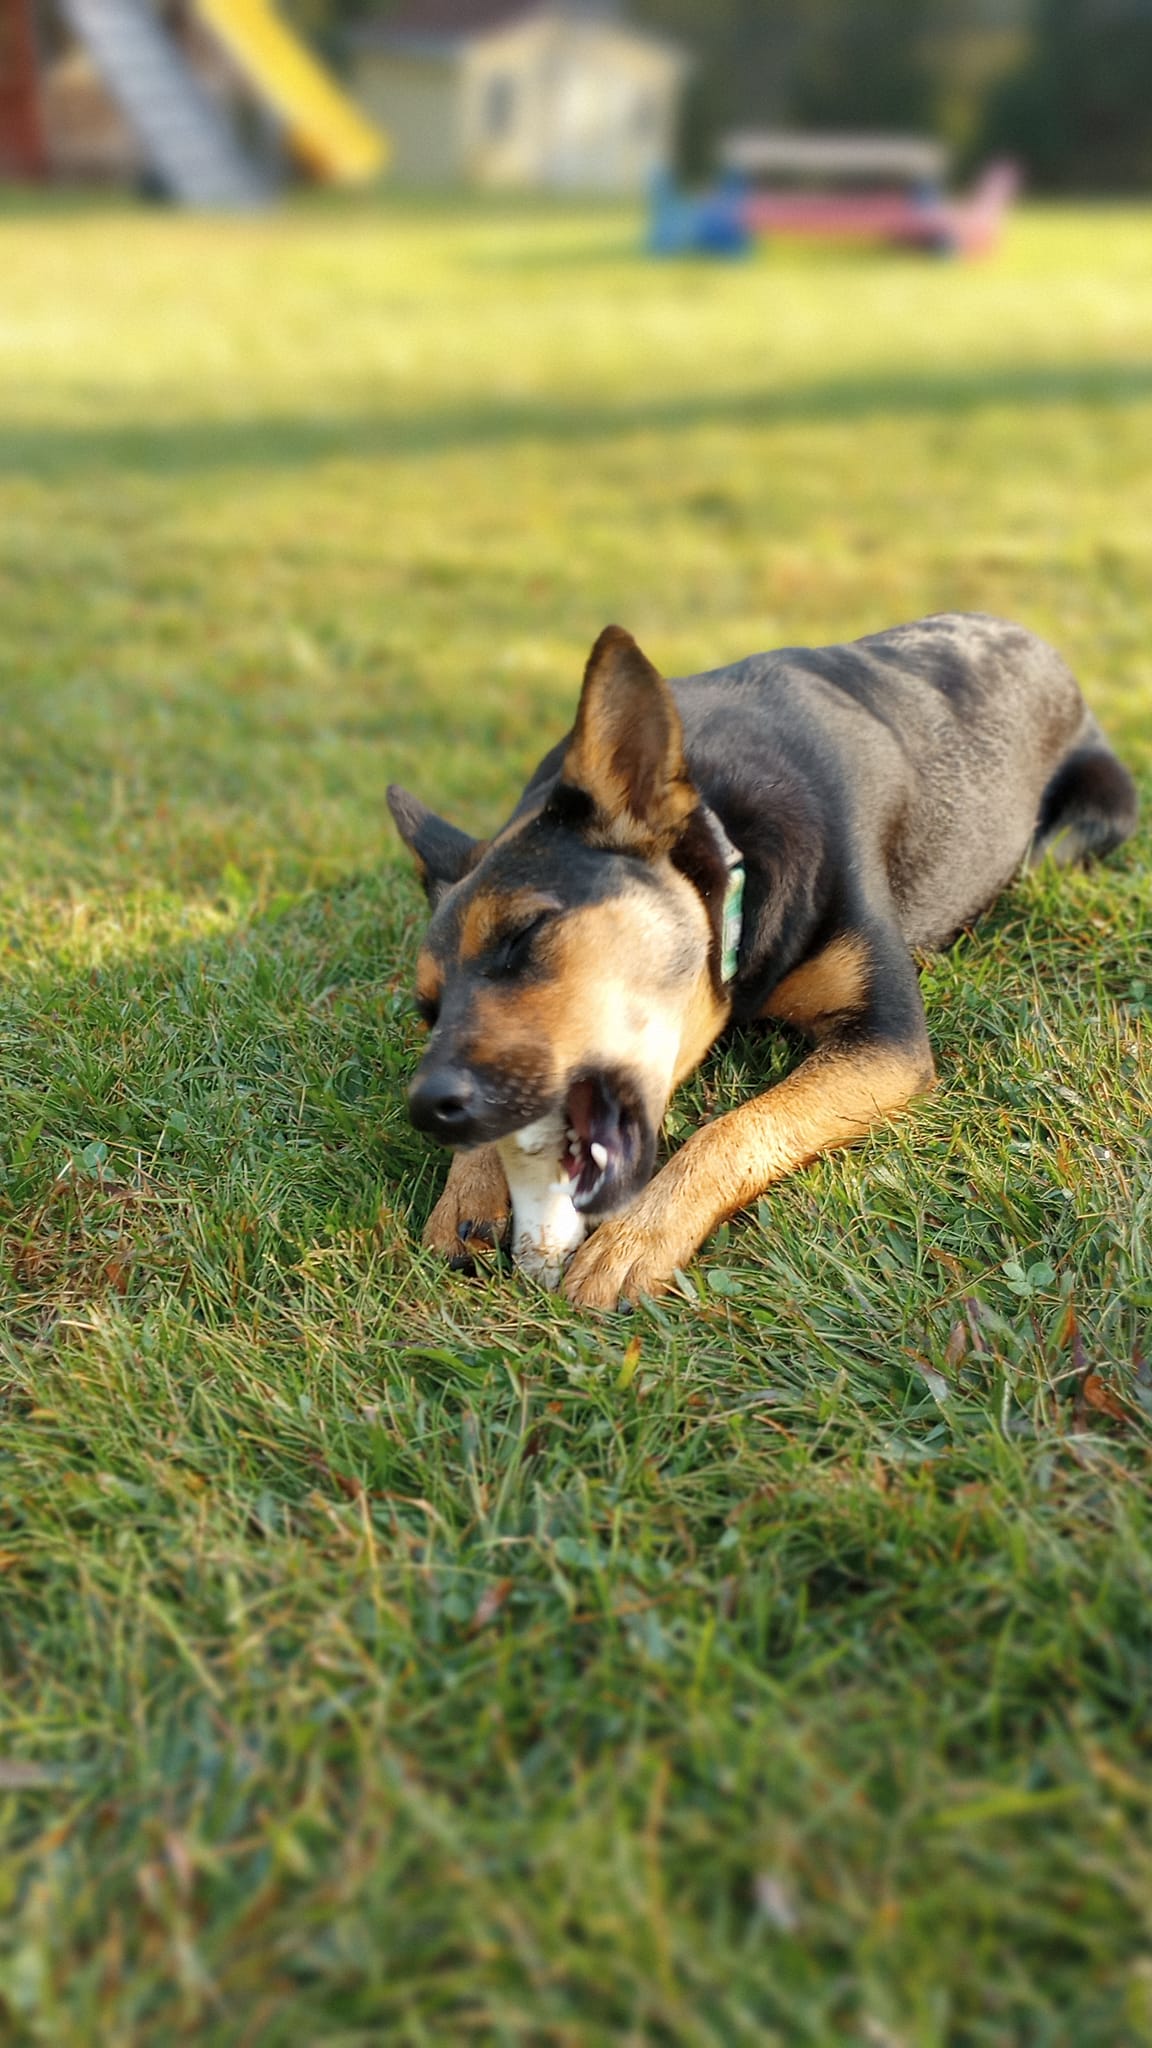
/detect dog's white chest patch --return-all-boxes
[496,1114,587,1289]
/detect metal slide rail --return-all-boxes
[61,0,269,208]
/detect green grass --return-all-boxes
[0,191,1150,2045]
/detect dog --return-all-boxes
[388,614,1138,1309]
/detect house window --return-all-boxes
[632,90,660,141]
[484,73,518,140]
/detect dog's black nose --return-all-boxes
[408,1064,478,1140]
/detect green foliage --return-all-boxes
[788,0,939,132]
[0,191,1150,2043]
[982,0,1152,191]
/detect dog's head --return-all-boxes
[389,627,731,1216]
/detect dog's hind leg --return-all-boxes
[1032,740,1139,868]
[423,1144,510,1266]
[565,927,934,1310]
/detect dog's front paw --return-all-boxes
[422,1145,510,1266]
[562,1212,681,1310]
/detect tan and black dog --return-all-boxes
[389,613,1137,1309]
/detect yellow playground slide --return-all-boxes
[195,0,388,184]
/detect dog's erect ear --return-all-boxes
[562,626,697,854]
[387,784,480,904]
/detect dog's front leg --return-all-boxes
[422,1144,510,1263]
[563,1031,934,1310]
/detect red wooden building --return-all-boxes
[0,0,49,176]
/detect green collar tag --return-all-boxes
[702,805,746,986]
[720,859,745,985]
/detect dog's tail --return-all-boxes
[1033,744,1139,867]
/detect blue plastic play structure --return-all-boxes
[646,171,751,258]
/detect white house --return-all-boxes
[350,1,688,193]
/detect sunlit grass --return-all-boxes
[0,192,1149,2045]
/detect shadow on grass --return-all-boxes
[5,360,1152,481]
[0,872,443,1336]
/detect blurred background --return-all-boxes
[0,0,1150,906]
[4,0,1152,205]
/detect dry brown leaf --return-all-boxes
[1053,1298,1079,1350]
[1081,1373,1132,1425]
[0,1760,64,1789]
[944,1321,967,1370]
[469,1578,513,1633]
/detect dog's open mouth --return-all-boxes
[560,1073,648,1215]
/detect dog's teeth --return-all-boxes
[590,1142,608,1169]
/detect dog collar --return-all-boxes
[722,857,745,984]
[703,808,745,985]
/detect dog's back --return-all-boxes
[673,612,1136,951]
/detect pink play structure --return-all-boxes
[741,161,1020,258]
[728,132,1018,259]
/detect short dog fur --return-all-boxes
[389,613,1137,1309]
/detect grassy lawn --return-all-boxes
[0,190,1150,2045]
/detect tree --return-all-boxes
[789,0,938,133]
[980,0,1152,189]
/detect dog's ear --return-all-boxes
[387,785,480,904]
[562,626,697,855]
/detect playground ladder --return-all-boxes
[60,0,270,208]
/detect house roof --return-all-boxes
[355,0,627,49]
[381,0,540,35]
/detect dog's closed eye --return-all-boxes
[488,912,554,978]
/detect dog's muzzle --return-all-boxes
[407,1062,482,1144]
